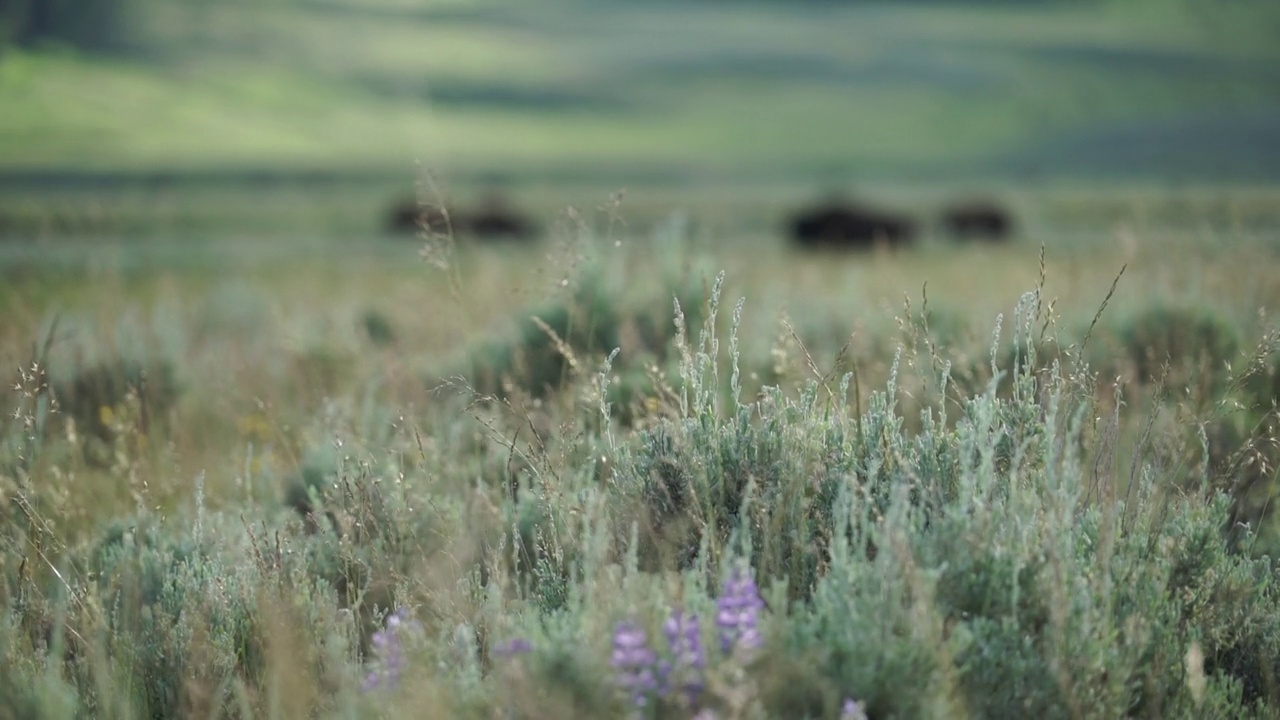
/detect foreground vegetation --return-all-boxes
[2,190,1279,718]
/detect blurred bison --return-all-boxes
[941,200,1014,242]
[787,199,917,251]
[384,198,452,236]
[384,194,537,241]
[466,193,538,241]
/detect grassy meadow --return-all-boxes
[4,0,1280,718]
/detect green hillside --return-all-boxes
[2,0,1278,183]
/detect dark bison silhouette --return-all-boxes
[465,193,537,240]
[384,193,537,241]
[941,200,1014,241]
[385,199,453,236]
[787,199,917,250]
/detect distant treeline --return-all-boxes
[0,0,137,54]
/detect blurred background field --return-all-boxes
[3,0,1280,337]
[3,0,1280,175]
[2,0,1280,238]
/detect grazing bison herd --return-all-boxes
[787,196,1015,250]
[384,192,1015,250]
[385,193,537,241]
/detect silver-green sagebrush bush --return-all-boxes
[455,268,705,411]
[2,270,1279,719]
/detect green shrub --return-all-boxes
[287,345,356,401]
[605,286,1280,717]
[1242,353,1280,412]
[51,357,177,441]
[464,274,620,399]
[47,357,179,467]
[613,278,962,602]
[22,509,372,719]
[1121,305,1241,396]
[461,271,704,404]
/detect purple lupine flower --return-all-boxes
[361,607,419,692]
[662,610,705,702]
[841,697,868,720]
[716,565,765,655]
[664,611,705,670]
[611,621,661,707]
